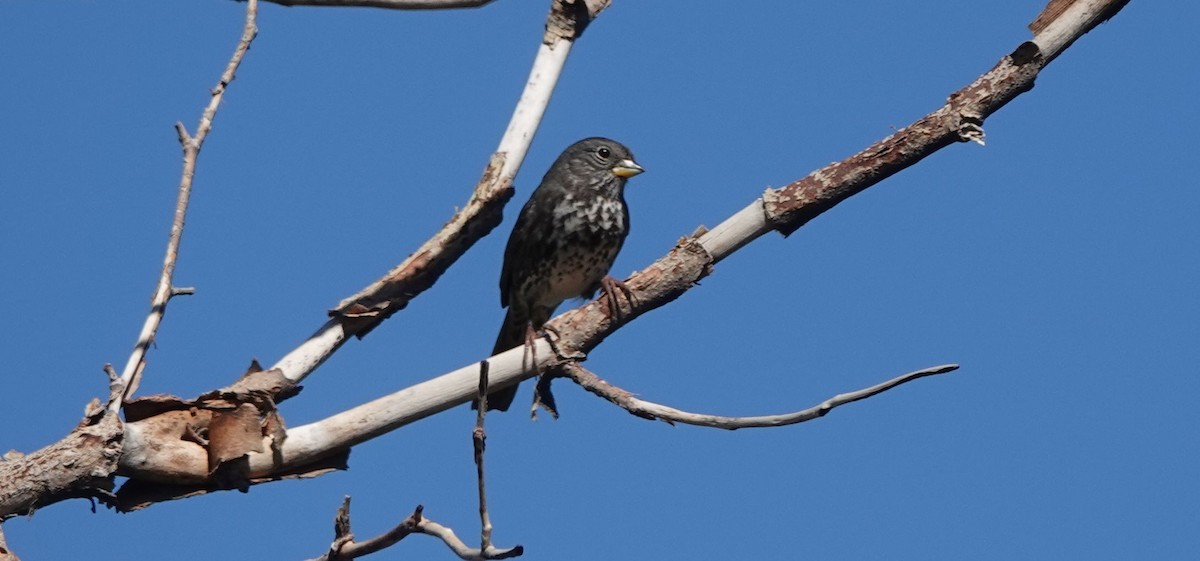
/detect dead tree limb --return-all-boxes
[113,0,260,410]
[0,0,262,520]
[309,500,522,561]
[115,0,1132,492]
[268,0,613,384]
[558,363,961,429]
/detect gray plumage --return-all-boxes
[480,137,643,411]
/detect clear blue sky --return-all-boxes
[2,2,1197,559]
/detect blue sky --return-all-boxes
[2,1,1197,559]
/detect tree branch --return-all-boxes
[112,0,260,413]
[0,373,125,518]
[116,0,1132,490]
[310,501,522,561]
[0,2,263,518]
[268,0,612,385]
[558,363,961,429]
[473,362,493,551]
[416,512,524,560]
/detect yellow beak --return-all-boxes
[611,159,645,178]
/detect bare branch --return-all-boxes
[117,0,1131,488]
[310,501,521,561]
[1030,0,1130,61]
[269,0,612,385]
[1,0,265,520]
[112,0,260,413]
[0,405,123,519]
[417,513,523,560]
[260,0,496,8]
[559,363,961,429]
[119,342,550,484]
[473,361,493,552]
[310,498,419,561]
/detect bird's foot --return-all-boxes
[521,322,540,372]
[531,370,561,421]
[599,275,636,320]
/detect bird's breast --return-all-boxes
[552,195,626,235]
[521,195,627,307]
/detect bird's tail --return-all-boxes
[473,308,528,411]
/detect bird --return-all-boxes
[478,137,644,412]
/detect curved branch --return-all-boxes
[269,0,612,385]
[310,500,522,561]
[417,517,523,560]
[559,363,961,429]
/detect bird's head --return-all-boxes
[560,137,644,183]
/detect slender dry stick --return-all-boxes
[309,501,520,561]
[560,363,961,429]
[473,361,492,552]
[312,498,419,561]
[415,514,523,560]
[111,0,260,414]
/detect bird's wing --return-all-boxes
[498,188,558,309]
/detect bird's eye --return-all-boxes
[597,146,611,159]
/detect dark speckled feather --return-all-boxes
[479,137,642,412]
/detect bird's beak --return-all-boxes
[611,159,645,178]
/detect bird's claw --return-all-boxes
[599,275,635,319]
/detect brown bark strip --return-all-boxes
[762,0,1129,236]
[762,44,1040,236]
[546,237,713,357]
[332,154,513,339]
[543,0,610,44]
[114,451,348,512]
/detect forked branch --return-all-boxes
[111,0,260,413]
[310,500,522,561]
[269,0,613,385]
[0,0,262,522]
[117,0,1132,488]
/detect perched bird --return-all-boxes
[479,137,644,412]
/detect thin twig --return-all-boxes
[559,363,961,429]
[310,502,522,561]
[473,361,492,551]
[111,0,260,414]
[416,515,523,560]
[310,499,421,561]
